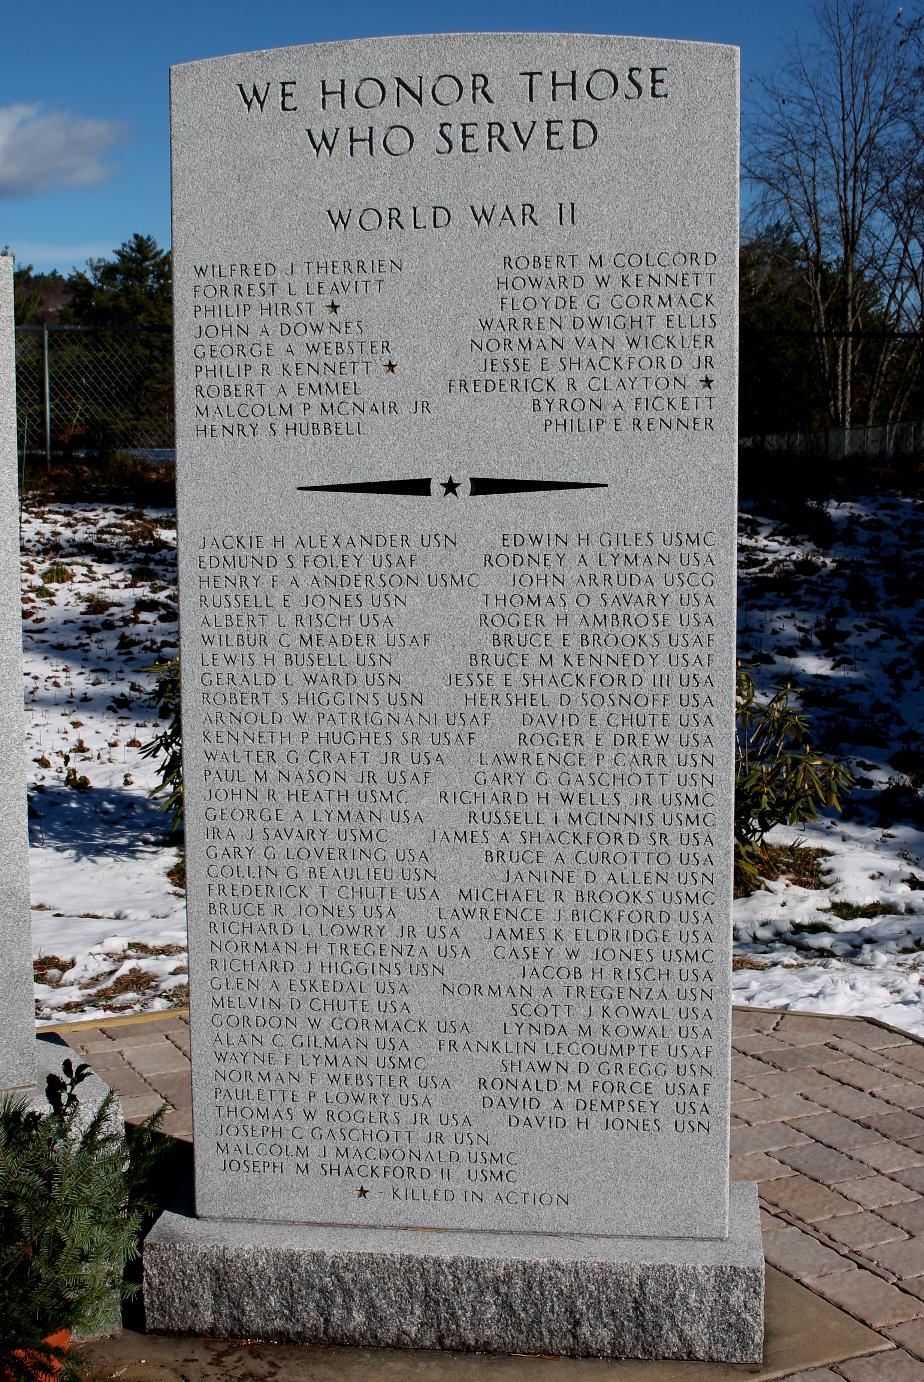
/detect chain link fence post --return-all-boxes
[42,325,51,466]
[14,325,175,464]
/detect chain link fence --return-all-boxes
[740,419,924,460]
[14,326,174,463]
[12,326,921,467]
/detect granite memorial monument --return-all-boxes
[146,33,763,1360]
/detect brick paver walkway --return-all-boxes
[58,1005,924,1379]
[733,1008,924,1378]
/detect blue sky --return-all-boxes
[0,0,820,274]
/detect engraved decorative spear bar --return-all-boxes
[468,478,608,496]
[297,479,432,496]
[296,478,608,497]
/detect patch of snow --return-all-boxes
[734,492,924,1035]
[22,502,185,1022]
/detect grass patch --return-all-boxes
[88,968,160,1002]
[132,596,164,615]
[790,553,826,576]
[126,940,185,956]
[826,899,896,920]
[734,842,831,897]
[81,592,117,615]
[33,954,74,981]
[41,560,73,584]
[159,984,189,1009]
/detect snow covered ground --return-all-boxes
[21,502,185,1023]
[734,491,924,1035]
[21,490,924,1035]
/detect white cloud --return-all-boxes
[0,104,123,199]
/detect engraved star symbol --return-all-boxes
[327,301,339,314]
[357,1186,369,1198]
[699,375,714,390]
[441,476,461,496]
[384,360,397,374]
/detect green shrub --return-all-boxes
[735,664,853,892]
[0,1063,142,1380]
[141,658,183,833]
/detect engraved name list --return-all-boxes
[170,31,738,1243]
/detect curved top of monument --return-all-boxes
[170,32,739,73]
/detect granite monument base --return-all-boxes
[144,1182,764,1363]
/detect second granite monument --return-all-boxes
[0,255,37,1094]
[1,262,119,1142]
[146,32,763,1360]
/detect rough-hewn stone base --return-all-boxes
[144,1181,763,1362]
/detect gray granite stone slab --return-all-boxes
[0,255,35,1093]
[170,32,741,1245]
[144,1181,763,1362]
[30,1033,120,1127]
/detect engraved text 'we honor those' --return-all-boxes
[234,66,670,160]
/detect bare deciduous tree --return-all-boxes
[747,0,924,430]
